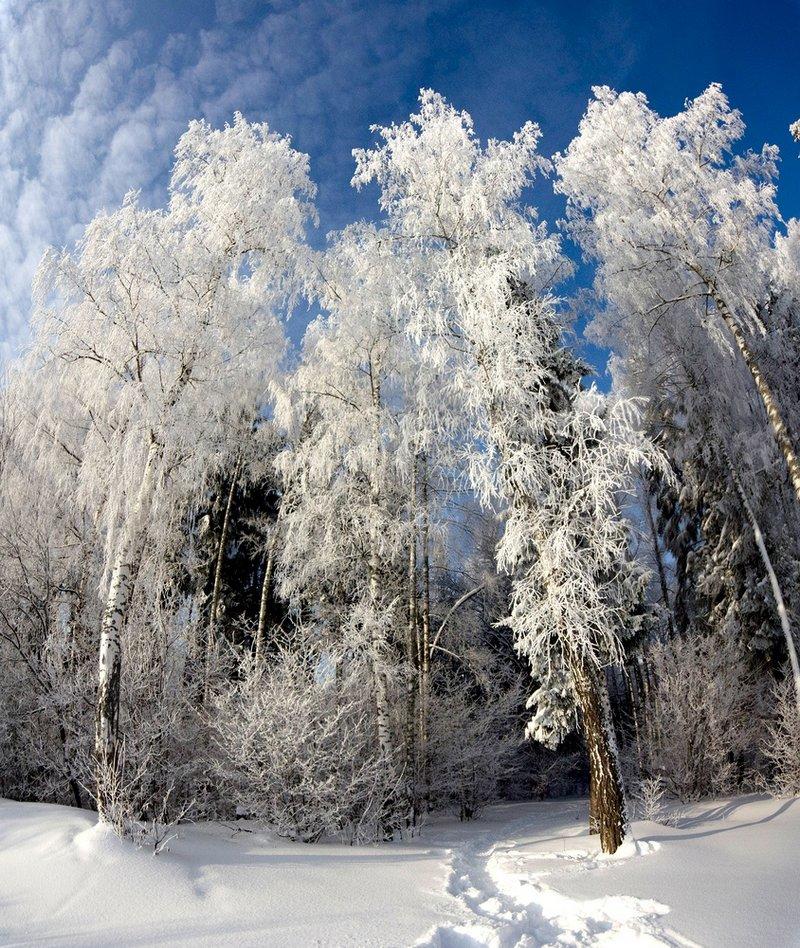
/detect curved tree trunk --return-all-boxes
[706,282,800,507]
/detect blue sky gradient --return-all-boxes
[2,0,798,371]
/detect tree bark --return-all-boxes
[367,363,394,770]
[588,768,599,834]
[95,440,159,820]
[254,527,278,667]
[419,453,432,802]
[405,453,419,810]
[568,646,627,854]
[704,280,800,507]
[60,723,84,810]
[369,543,394,766]
[203,458,241,704]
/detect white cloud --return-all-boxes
[0,0,450,360]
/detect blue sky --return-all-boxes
[2,0,799,368]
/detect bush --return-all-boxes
[210,637,396,842]
[636,633,761,800]
[762,674,800,798]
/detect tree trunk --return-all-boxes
[588,769,599,834]
[367,364,394,770]
[720,444,800,710]
[254,527,278,667]
[568,646,627,854]
[95,440,159,821]
[60,723,83,810]
[419,453,432,803]
[706,282,800,507]
[405,453,419,813]
[643,485,675,637]
[204,458,241,704]
[369,543,394,766]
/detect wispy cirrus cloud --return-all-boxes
[3,0,797,364]
[0,0,451,358]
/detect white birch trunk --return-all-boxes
[95,440,159,820]
[368,362,394,768]
[369,545,394,766]
[720,445,800,710]
[419,452,431,796]
[405,453,419,799]
[701,278,800,507]
[254,527,278,667]
[203,458,241,704]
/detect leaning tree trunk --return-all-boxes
[720,443,800,710]
[95,440,159,821]
[705,281,800,507]
[567,646,627,854]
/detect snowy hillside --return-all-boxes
[2,794,798,947]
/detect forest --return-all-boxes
[1,83,799,868]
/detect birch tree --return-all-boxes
[555,84,800,505]
[30,114,315,821]
[557,87,800,712]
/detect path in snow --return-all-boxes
[418,805,680,947]
[419,795,800,947]
[1,795,799,945]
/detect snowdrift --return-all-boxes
[1,794,798,946]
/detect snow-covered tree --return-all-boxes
[638,632,762,800]
[353,91,665,852]
[3,80,797,854]
[558,86,800,708]
[274,221,524,826]
[556,85,800,506]
[28,114,316,820]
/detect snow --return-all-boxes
[0,801,459,946]
[1,794,799,946]
[526,796,800,948]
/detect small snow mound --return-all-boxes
[416,921,500,947]
[601,837,661,860]
[477,896,505,915]
[73,821,130,860]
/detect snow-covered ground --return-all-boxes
[1,794,798,946]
